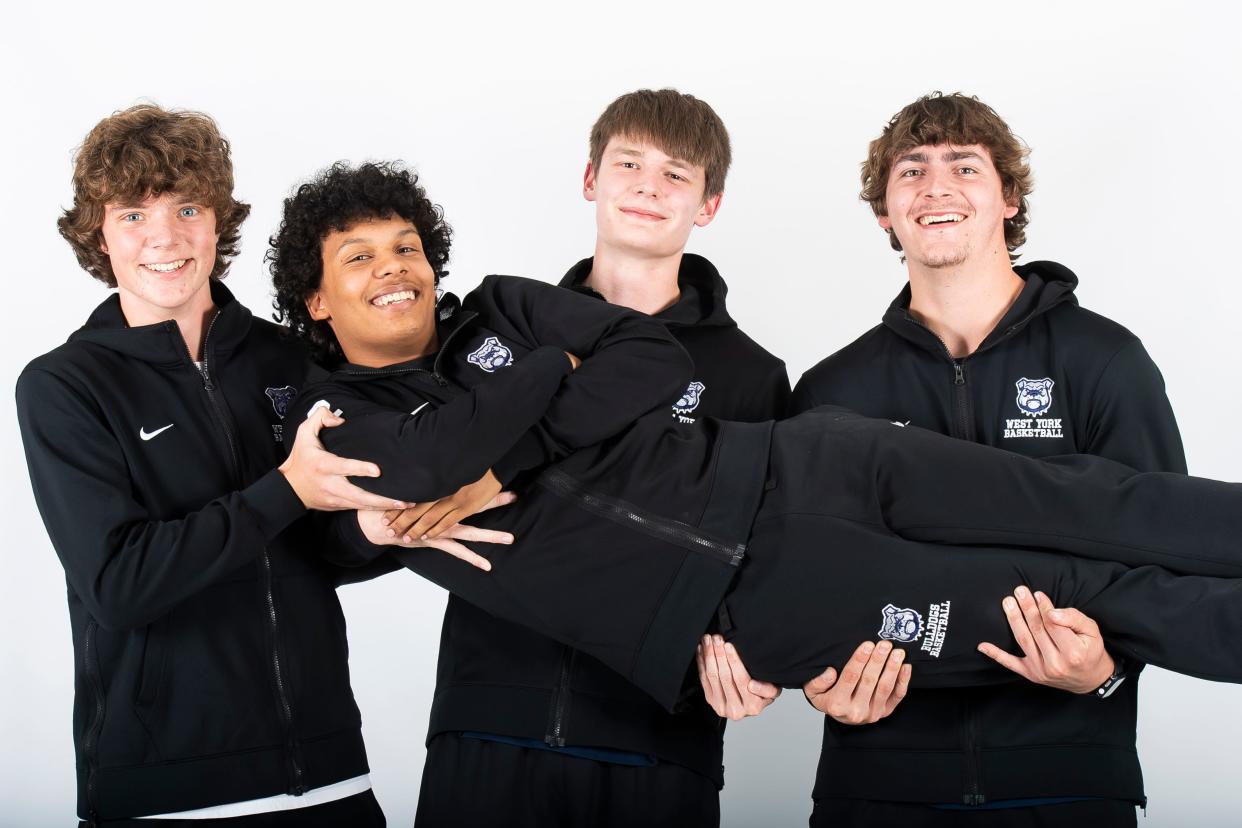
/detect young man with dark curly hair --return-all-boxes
[773,92,1183,826]
[268,160,1242,828]
[14,105,487,826]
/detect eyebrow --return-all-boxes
[336,227,419,254]
[895,149,985,165]
[608,146,694,170]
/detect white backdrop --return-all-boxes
[2,2,1240,825]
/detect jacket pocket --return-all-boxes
[134,623,166,709]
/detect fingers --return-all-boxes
[422,538,492,572]
[748,679,781,701]
[869,646,906,719]
[326,479,405,511]
[388,503,435,538]
[438,524,514,545]
[802,666,838,699]
[885,664,913,716]
[476,491,518,513]
[977,641,1032,680]
[408,500,459,541]
[711,637,746,719]
[318,454,382,480]
[697,636,728,717]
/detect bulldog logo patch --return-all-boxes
[467,336,514,373]
[878,604,924,644]
[673,381,706,414]
[1015,377,1055,416]
[264,385,297,419]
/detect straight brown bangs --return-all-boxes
[589,89,732,197]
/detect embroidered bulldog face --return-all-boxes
[264,385,297,419]
[878,603,923,643]
[1015,377,1054,416]
[673,381,706,414]
[467,336,514,373]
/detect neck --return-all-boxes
[584,241,682,315]
[119,289,217,361]
[344,331,440,369]
[906,257,1023,359]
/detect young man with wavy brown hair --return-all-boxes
[789,91,1183,827]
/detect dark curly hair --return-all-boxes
[269,161,453,361]
[60,104,250,287]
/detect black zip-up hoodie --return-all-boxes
[299,272,780,786]
[16,282,369,822]
[792,261,1185,807]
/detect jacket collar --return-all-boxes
[69,279,253,365]
[881,260,1080,358]
[559,253,737,328]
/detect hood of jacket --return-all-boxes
[68,279,254,365]
[559,253,737,329]
[882,260,1080,358]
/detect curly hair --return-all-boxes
[268,161,453,361]
[58,104,250,287]
[861,92,1033,261]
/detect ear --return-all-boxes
[1004,197,1020,220]
[305,290,331,322]
[694,192,723,228]
[877,214,892,231]
[99,232,109,256]
[583,161,597,202]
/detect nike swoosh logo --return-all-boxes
[140,424,174,441]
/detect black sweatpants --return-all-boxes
[413,732,719,828]
[809,796,1136,828]
[724,409,1242,688]
[386,407,1242,705]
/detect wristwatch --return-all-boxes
[1093,655,1128,699]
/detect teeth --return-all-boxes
[373,290,417,306]
[143,259,187,272]
[919,214,965,226]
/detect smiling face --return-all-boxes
[98,192,218,326]
[878,143,1018,271]
[306,215,438,367]
[584,137,721,261]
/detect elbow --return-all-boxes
[84,591,158,632]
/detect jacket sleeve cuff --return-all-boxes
[240,469,308,539]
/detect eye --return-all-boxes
[179,206,199,218]
[121,212,143,222]
[900,168,923,178]
[619,161,638,169]
[347,253,373,263]
[956,166,978,175]
[667,172,685,182]
[398,245,423,256]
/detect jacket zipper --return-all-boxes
[545,647,576,747]
[901,314,976,441]
[537,469,746,566]
[82,620,105,827]
[962,701,984,805]
[180,315,306,795]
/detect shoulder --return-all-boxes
[798,324,891,386]
[1042,302,1142,355]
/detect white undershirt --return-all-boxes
[139,774,371,819]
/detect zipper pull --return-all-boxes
[431,373,448,387]
[953,361,965,386]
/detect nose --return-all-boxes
[921,167,954,200]
[632,169,661,197]
[375,250,408,277]
[144,209,177,248]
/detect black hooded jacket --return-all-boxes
[792,261,1186,807]
[16,283,368,822]
[312,263,787,788]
